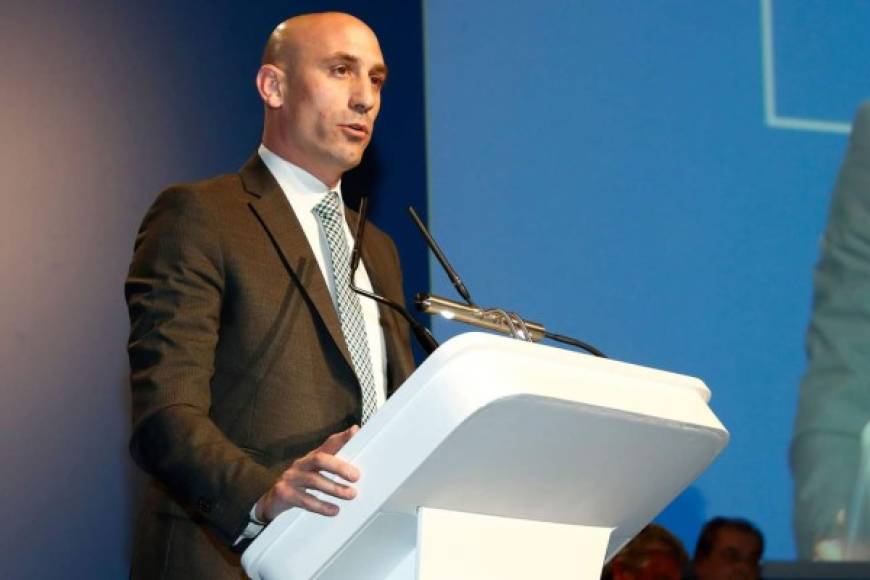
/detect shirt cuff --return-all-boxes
[233,502,267,546]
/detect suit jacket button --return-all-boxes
[197,498,213,513]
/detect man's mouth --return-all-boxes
[340,123,369,138]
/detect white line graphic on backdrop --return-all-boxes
[760,0,852,135]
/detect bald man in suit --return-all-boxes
[126,13,414,578]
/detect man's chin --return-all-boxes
[339,151,367,172]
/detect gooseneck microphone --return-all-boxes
[407,207,475,307]
[407,206,606,358]
[349,198,439,355]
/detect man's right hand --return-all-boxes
[255,425,360,522]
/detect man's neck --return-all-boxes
[258,144,343,195]
[259,139,341,189]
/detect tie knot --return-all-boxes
[314,191,342,221]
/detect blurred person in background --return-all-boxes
[792,101,870,560]
[691,517,763,580]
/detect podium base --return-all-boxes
[415,507,612,580]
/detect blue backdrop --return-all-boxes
[424,0,870,558]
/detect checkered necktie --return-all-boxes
[313,191,378,423]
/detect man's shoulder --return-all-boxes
[159,171,247,203]
[134,170,257,243]
[145,171,255,221]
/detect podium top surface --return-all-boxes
[373,331,721,432]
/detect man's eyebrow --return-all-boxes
[326,52,388,77]
[325,52,358,65]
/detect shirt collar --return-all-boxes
[258,144,344,201]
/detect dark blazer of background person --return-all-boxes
[792,100,870,558]
[126,154,414,577]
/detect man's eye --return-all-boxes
[371,76,385,88]
[331,65,349,76]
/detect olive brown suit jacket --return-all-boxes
[125,154,415,578]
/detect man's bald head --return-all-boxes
[262,12,376,72]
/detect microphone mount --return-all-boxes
[416,293,545,342]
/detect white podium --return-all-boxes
[242,332,728,580]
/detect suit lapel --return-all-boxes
[240,154,355,371]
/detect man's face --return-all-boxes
[271,16,386,186]
[694,529,762,580]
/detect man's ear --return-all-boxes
[256,65,284,108]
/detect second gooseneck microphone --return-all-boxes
[407,206,606,357]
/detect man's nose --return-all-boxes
[349,77,375,114]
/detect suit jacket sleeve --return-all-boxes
[791,101,870,556]
[126,185,274,544]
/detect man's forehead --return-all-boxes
[294,15,384,62]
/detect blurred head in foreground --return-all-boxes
[605,523,688,580]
